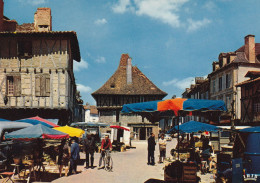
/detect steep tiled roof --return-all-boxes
[236,43,260,54]
[92,54,167,96]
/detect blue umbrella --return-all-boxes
[167,120,221,134]
[240,126,260,133]
[5,124,69,139]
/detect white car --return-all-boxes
[164,134,172,141]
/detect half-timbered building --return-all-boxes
[0,4,83,125]
[236,71,260,125]
[92,54,167,140]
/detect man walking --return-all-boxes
[147,132,156,165]
[69,139,80,175]
[83,133,96,169]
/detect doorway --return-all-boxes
[140,127,146,140]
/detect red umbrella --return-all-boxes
[110,125,130,131]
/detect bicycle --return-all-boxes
[104,150,113,172]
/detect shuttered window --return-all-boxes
[6,75,21,96]
[35,74,50,97]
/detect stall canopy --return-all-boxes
[5,124,69,139]
[167,121,222,134]
[122,98,227,115]
[16,116,59,128]
[71,122,109,127]
[110,125,130,131]
[54,126,85,137]
[239,126,260,133]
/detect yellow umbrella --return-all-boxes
[54,125,85,138]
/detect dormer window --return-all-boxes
[110,84,115,88]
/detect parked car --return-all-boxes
[165,134,172,141]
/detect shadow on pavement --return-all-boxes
[144,178,166,183]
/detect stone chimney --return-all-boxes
[127,57,132,84]
[0,0,3,31]
[244,35,255,63]
[34,8,52,31]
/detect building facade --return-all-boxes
[92,54,167,140]
[208,35,260,124]
[236,71,260,125]
[0,4,83,125]
[84,105,99,123]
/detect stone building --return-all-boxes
[84,105,99,123]
[236,71,260,125]
[0,3,83,125]
[92,54,167,140]
[208,35,260,125]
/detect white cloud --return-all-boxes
[95,56,106,63]
[77,84,92,93]
[95,18,108,25]
[74,59,89,72]
[163,77,195,90]
[112,0,188,28]
[112,0,133,14]
[19,0,47,5]
[134,0,188,28]
[187,18,211,32]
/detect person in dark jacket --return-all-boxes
[69,139,80,175]
[147,132,156,165]
[83,134,96,169]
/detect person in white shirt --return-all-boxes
[158,134,167,163]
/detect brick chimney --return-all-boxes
[245,35,255,63]
[0,0,3,31]
[34,8,52,31]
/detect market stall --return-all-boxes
[110,125,130,152]
[121,98,227,182]
[4,124,69,182]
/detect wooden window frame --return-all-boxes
[6,75,21,97]
[35,74,50,97]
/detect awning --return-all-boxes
[167,120,222,134]
[110,125,130,131]
[121,98,227,116]
[54,126,85,137]
[5,124,69,139]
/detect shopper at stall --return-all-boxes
[158,133,167,163]
[69,139,80,175]
[83,133,96,169]
[58,139,70,177]
[147,132,156,165]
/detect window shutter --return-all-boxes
[45,75,50,96]
[35,76,41,96]
[40,75,46,96]
[13,76,21,96]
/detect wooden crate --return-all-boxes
[182,165,197,182]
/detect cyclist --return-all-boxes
[98,135,112,169]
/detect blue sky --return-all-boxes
[4,0,260,105]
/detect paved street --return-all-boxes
[53,140,177,183]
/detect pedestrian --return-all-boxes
[98,135,112,169]
[158,133,166,163]
[83,133,96,169]
[58,139,70,177]
[69,138,80,175]
[147,132,156,165]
